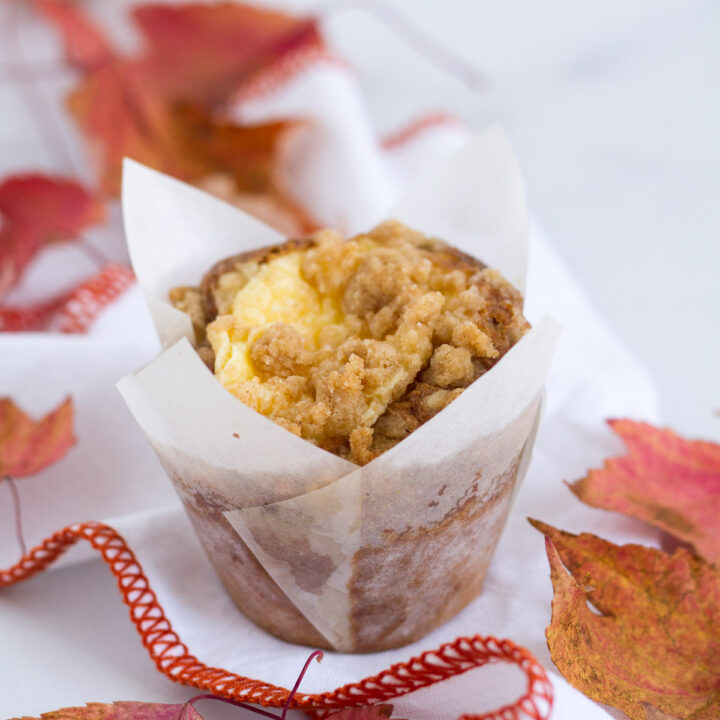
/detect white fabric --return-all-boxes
[0,53,660,719]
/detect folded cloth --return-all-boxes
[0,38,659,720]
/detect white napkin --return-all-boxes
[0,44,659,720]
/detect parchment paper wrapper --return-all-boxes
[118,126,559,652]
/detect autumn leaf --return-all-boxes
[529,518,720,720]
[568,419,720,564]
[33,0,114,73]
[38,1,319,234]
[66,62,182,195]
[325,706,397,719]
[131,2,321,106]
[0,397,75,478]
[12,701,202,720]
[11,701,398,720]
[170,104,316,234]
[0,175,104,298]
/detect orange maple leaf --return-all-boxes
[0,175,104,299]
[529,519,720,720]
[0,397,75,478]
[11,701,398,720]
[33,0,114,73]
[13,701,202,720]
[65,62,186,195]
[37,1,320,235]
[326,706,398,719]
[131,2,320,107]
[568,419,720,564]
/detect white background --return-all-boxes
[313,0,720,442]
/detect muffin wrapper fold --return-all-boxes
[118,126,559,652]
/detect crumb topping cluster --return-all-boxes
[170,221,529,465]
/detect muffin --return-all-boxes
[170,220,530,465]
[119,140,557,652]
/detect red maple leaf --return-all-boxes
[131,2,320,106]
[36,1,320,235]
[12,701,202,720]
[326,706,398,719]
[12,701,399,720]
[65,61,182,195]
[33,0,114,73]
[568,419,720,564]
[0,397,75,478]
[0,174,104,299]
[530,519,720,720]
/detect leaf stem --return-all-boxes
[184,695,280,720]
[283,649,323,718]
[4,475,27,558]
[184,649,324,720]
[78,239,112,269]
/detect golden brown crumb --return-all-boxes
[168,286,207,346]
[171,220,530,465]
[250,324,312,378]
[423,345,475,388]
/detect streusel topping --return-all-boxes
[170,221,529,464]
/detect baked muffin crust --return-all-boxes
[170,220,530,465]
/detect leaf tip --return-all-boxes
[527,516,550,535]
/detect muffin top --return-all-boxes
[170,220,530,465]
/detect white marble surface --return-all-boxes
[312,0,720,441]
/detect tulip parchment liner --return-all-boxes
[118,126,559,652]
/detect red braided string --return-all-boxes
[56,263,135,333]
[0,296,65,332]
[0,264,135,332]
[231,38,350,107]
[0,521,552,718]
[380,113,466,150]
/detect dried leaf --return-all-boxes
[171,104,293,192]
[13,701,398,720]
[40,1,318,233]
[529,518,720,720]
[132,2,321,106]
[0,397,75,478]
[13,701,202,720]
[66,62,180,195]
[0,175,104,298]
[643,706,688,720]
[170,103,315,234]
[569,419,720,564]
[326,706,397,719]
[33,0,114,72]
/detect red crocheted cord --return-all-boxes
[0,264,135,333]
[0,522,553,719]
[380,114,466,151]
[56,263,135,333]
[232,38,351,107]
